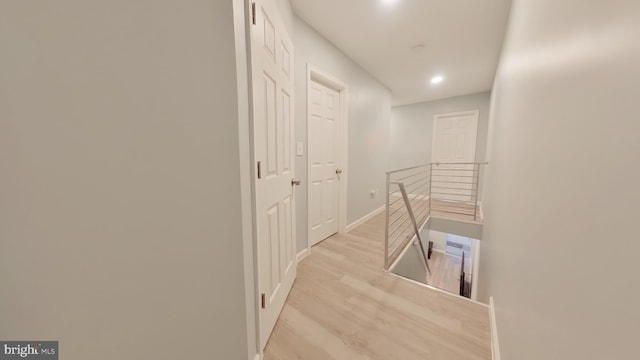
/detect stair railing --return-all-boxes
[384,162,487,271]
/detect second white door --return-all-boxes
[309,80,340,246]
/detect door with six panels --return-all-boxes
[250,0,296,349]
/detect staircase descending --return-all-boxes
[384,162,486,298]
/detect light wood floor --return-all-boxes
[263,212,491,360]
[426,252,463,295]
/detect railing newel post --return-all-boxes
[428,163,433,216]
[384,172,390,270]
[473,163,481,221]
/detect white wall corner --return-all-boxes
[489,296,501,360]
[297,248,310,262]
[345,205,385,233]
[254,353,263,360]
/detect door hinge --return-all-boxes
[251,3,256,25]
[257,161,262,179]
[261,293,266,309]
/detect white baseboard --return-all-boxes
[489,296,501,360]
[296,248,310,262]
[345,205,385,232]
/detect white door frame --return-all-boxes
[231,0,262,358]
[306,63,349,254]
[431,110,479,163]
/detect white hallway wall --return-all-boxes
[0,1,252,359]
[275,0,294,34]
[293,16,392,252]
[479,0,640,359]
[390,92,491,170]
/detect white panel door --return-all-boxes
[308,80,340,246]
[250,0,296,350]
[432,111,479,202]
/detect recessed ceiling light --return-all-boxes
[430,75,445,85]
[381,0,399,5]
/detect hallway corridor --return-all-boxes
[263,213,491,359]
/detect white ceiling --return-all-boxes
[291,0,512,106]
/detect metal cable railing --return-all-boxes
[385,164,431,270]
[384,162,486,270]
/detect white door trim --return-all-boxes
[231,0,261,358]
[431,110,480,163]
[306,63,349,255]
